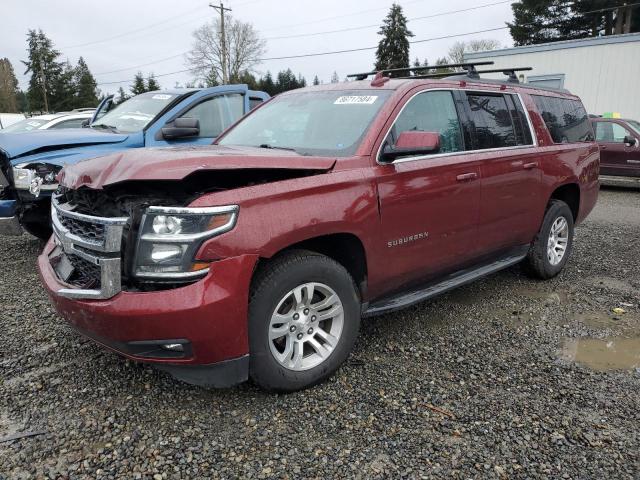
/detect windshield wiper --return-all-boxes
[91,123,119,132]
[258,143,297,152]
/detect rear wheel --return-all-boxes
[524,199,574,279]
[248,250,361,392]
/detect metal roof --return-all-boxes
[465,32,640,59]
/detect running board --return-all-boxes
[363,246,529,317]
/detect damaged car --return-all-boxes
[38,64,599,391]
[0,85,268,239]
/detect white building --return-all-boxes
[464,33,640,120]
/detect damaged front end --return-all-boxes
[48,166,327,298]
[0,149,22,235]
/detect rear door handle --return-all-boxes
[600,145,608,150]
[456,172,478,182]
[523,162,538,170]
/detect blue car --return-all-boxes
[0,84,269,238]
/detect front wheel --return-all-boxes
[248,250,361,392]
[524,199,575,279]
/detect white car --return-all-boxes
[0,111,94,134]
[0,113,26,129]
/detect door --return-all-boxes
[374,90,481,294]
[464,91,541,252]
[148,93,245,147]
[594,120,640,176]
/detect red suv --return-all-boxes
[38,65,600,391]
[591,117,640,180]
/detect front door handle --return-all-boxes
[600,145,608,150]
[523,162,538,170]
[456,172,478,182]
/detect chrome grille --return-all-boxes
[51,193,128,300]
[58,216,105,243]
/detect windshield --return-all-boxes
[218,89,392,157]
[92,92,180,133]
[1,118,48,133]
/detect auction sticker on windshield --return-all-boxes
[334,96,378,105]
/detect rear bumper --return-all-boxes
[38,238,259,387]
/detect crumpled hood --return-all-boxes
[0,128,129,160]
[59,145,337,189]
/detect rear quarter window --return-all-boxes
[532,95,594,143]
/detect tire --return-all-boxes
[248,250,361,392]
[22,221,52,241]
[524,199,574,279]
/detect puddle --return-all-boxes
[585,276,637,295]
[512,285,569,304]
[562,337,640,371]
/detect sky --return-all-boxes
[1,0,516,97]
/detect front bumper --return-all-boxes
[0,200,21,235]
[38,238,259,386]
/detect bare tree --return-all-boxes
[447,39,501,65]
[186,16,266,85]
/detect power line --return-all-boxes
[60,6,209,49]
[96,26,509,86]
[264,0,512,41]
[94,1,512,78]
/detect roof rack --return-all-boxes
[393,67,533,84]
[346,61,494,81]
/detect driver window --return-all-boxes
[392,91,463,153]
[179,93,243,138]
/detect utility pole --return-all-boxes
[209,2,232,84]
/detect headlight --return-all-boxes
[13,163,61,197]
[134,205,239,280]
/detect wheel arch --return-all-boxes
[255,232,369,301]
[549,183,580,221]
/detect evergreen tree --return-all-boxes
[234,70,259,90]
[116,86,129,104]
[374,3,413,72]
[22,29,63,112]
[509,0,638,46]
[330,71,339,83]
[74,57,98,108]
[313,75,320,86]
[0,58,19,112]
[146,73,160,91]
[258,71,276,96]
[275,69,298,93]
[51,60,76,111]
[204,67,219,87]
[130,72,146,96]
[297,74,307,88]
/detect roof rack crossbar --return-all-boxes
[347,61,494,80]
[393,67,533,84]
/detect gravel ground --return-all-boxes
[1,186,639,479]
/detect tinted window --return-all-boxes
[467,93,517,149]
[506,95,534,145]
[532,95,593,143]
[249,97,263,110]
[49,118,86,129]
[179,93,243,138]
[392,91,463,154]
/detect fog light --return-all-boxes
[150,244,184,262]
[161,343,184,352]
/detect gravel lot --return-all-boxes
[1,187,639,479]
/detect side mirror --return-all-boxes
[81,119,90,128]
[381,131,440,162]
[624,135,637,147]
[161,117,200,140]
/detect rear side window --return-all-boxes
[532,95,593,143]
[467,93,517,149]
[506,95,534,145]
[249,97,263,110]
